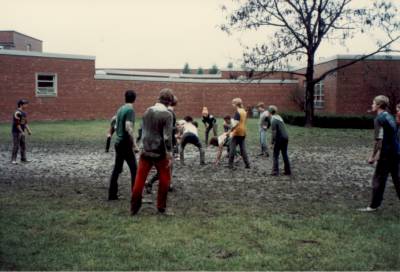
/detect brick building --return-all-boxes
[0,31,42,52]
[0,32,399,122]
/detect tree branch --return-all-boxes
[314,35,400,83]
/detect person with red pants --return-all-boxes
[131,88,175,216]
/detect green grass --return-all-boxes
[0,118,371,146]
[1,190,399,270]
[1,118,398,270]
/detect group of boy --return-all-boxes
[209,100,291,175]
[10,92,400,215]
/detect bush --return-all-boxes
[280,112,375,129]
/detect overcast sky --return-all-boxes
[2,0,399,69]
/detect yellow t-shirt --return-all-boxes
[232,108,247,137]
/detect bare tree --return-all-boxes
[222,0,400,126]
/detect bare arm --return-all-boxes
[368,140,382,164]
[25,124,32,135]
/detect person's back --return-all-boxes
[141,103,173,158]
[271,114,288,142]
[115,104,135,145]
[182,122,198,136]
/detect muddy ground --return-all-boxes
[0,140,398,215]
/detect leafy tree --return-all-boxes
[182,63,191,74]
[197,67,204,74]
[209,64,219,74]
[227,62,234,69]
[222,0,400,126]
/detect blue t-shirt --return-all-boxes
[374,111,400,157]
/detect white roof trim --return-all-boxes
[179,73,222,79]
[98,69,178,78]
[315,54,400,66]
[97,69,223,79]
[95,74,298,84]
[0,49,95,60]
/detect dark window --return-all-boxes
[36,73,57,96]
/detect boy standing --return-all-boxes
[359,95,400,212]
[131,89,174,215]
[11,99,32,164]
[269,105,291,176]
[228,98,250,169]
[108,90,139,200]
[256,102,271,157]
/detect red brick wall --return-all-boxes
[336,59,400,114]
[94,79,299,119]
[4,53,397,122]
[0,54,95,121]
[0,53,299,121]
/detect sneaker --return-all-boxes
[168,185,174,192]
[358,206,377,212]
[11,160,18,165]
[270,172,279,176]
[158,208,174,216]
[21,159,31,163]
[245,165,251,169]
[265,153,270,158]
[256,153,265,157]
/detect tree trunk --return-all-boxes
[305,54,315,127]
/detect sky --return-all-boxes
[1,0,399,69]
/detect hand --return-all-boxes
[166,152,173,168]
[28,131,32,136]
[368,156,375,164]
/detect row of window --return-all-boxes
[34,73,326,109]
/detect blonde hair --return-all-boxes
[256,102,265,108]
[373,95,389,110]
[202,107,209,115]
[232,98,243,108]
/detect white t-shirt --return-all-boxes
[182,122,198,136]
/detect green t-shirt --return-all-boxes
[115,104,135,144]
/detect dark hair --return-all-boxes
[209,137,219,147]
[170,95,178,107]
[223,115,231,121]
[17,99,28,107]
[125,90,136,103]
[184,116,193,123]
[159,88,174,105]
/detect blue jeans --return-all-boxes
[259,128,268,154]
